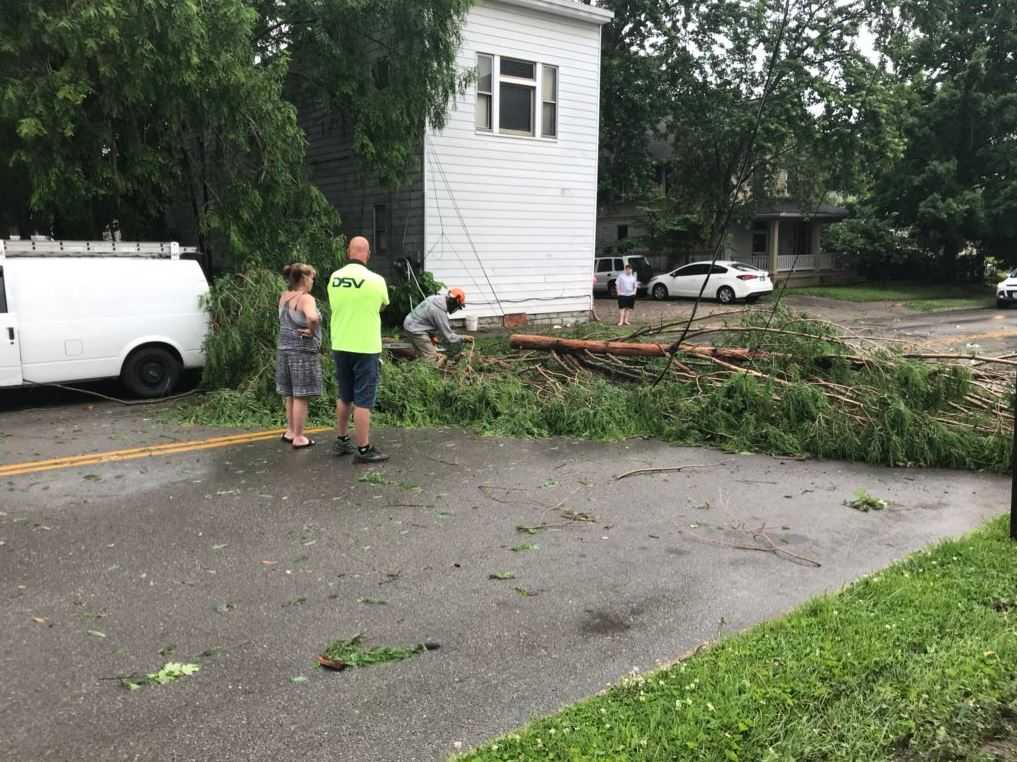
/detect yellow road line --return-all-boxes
[0,427,331,478]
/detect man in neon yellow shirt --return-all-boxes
[327,236,390,463]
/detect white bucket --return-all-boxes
[464,314,479,332]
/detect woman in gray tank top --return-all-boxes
[276,263,322,448]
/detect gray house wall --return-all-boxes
[299,103,425,279]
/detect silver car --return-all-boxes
[593,255,652,297]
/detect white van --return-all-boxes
[0,240,209,397]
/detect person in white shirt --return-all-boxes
[615,263,638,326]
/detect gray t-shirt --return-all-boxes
[402,294,462,344]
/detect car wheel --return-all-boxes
[652,283,669,301]
[717,286,736,305]
[121,346,181,398]
[997,299,1008,309]
[607,280,618,298]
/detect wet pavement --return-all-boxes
[596,297,1017,355]
[0,403,1009,762]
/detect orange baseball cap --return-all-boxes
[448,288,466,306]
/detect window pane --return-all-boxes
[596,259,612,273]
[613,259,624,270]
[541,102,557,137]
[476,93,492,130]
[500,83,533,134]
[0,267,6,313]
[501,57,535,79]
[478,55,492,93]
[542,66,557,101]
[710,266,728,274]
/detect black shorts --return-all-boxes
[617,295,636,309]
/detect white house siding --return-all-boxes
[423,0,609,320]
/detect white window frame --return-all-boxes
[476,54,558,141]
[476,53,493,132]
[541,64,558,138]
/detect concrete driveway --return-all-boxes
[0,402,1008,761]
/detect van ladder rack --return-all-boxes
[0,240,197,259]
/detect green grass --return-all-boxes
[790,283,992,311]
[458,517,1017,761]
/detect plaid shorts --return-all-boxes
[276,349,323,398]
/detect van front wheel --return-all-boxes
[122,346,181,398]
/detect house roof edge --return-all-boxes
[491,0,614,25]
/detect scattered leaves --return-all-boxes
[511,543,540,552]
[319,634,439,670]
[489,571,516,581]
[87,630,107,639]
[121,662,201,690]
[357,597,387,605]
[846,489,888,512]
[358,471,388,486]
[562,510,596,523]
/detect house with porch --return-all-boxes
[599,197,854,285]
[712,201,852,284]
[300,0,613,327]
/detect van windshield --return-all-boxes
[0,267,7,313]
[627,257,649,270]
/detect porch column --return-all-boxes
[811,223,822,262]
[768,219,780,275]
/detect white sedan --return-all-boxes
[997,271,1017,308]
[648,261,773,304]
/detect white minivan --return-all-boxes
[0,240,209,397]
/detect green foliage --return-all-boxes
[598,1,903,254]
[459,517,1017,761]
[121,662,200,691]
[0,0,470,266]
[320,635,432,668]
[181,269,1009,472]
[869,0,1017,273]
[845,489,888,512]
[197,268,337,423]
[821,210,927,280]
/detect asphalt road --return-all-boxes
[0,403,1009,762]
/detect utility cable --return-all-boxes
[428,145,508,317]
[20,378,200,406]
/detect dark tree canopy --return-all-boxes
[868,0,1017,270]
[0,0,471,268]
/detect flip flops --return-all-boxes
[292,439,316,450]
[280,434,294,443]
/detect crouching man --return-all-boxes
[402,288,474,364]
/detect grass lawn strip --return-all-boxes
[457,516,1017,761]
[790,283,991,311]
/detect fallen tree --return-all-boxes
[180,270,1012,473]
[509,334,772,362]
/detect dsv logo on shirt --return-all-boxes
[332,277,365,288]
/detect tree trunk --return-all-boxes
[509,334,768,361]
